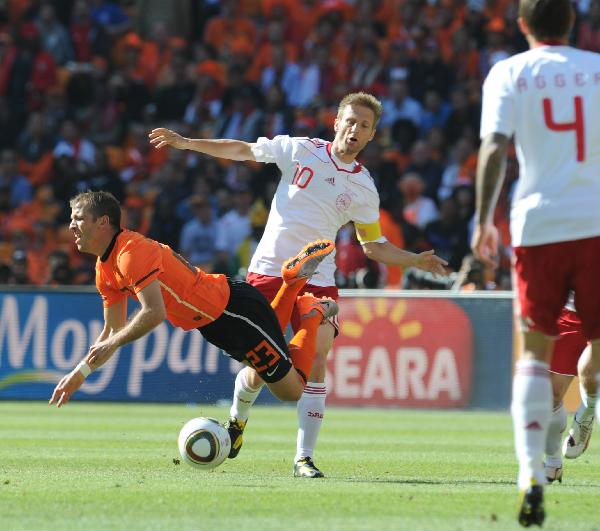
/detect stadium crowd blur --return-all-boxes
[0,0,597,290]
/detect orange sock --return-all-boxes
[271,277,308,332]
[287,313,321,383]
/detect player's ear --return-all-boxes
[333,117,340,132]
[517,16,529,37]
[369,128,376,141]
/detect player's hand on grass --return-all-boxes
[414,250,448,276]
[148,128,187,150]
[471,223,499,268]
[49,370,85,408]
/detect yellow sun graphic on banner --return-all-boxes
[340,299,423,340]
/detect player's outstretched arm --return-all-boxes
[362,240,448,276]
[50,284,165,408]
[148,128,256,161]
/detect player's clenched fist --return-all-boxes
[148,128,187,150]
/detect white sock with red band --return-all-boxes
[230,367,261,422]
[512,359,552,489]
[295,382,326,462]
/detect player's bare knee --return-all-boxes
[272,386,302,402]
[246,367,265,391]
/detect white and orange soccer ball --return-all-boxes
[178,417,231,470]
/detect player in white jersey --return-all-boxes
[472,0,600,526]
[149,92,447,477]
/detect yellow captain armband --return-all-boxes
[354,221,385,244]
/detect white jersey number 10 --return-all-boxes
[291,164,315,189]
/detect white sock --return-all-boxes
[578,382,596,421]
[295,382,326,463]
[545,402,566,467]
[229,367,262,422]
[511,359,552,489]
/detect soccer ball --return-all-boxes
[178,417,231,470]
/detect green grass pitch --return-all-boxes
[1,401,599,531]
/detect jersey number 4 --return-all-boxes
[543,96,585,162]
[291,164,314,188]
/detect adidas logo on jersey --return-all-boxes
[325,177,335,186]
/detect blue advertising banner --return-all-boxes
[0,289,513,408]
[0,291,245,404]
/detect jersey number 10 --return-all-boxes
[543,96,585,162]
[291,164,314,188]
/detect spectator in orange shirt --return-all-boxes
[203,0,257,56]
[131,21,180,88]
[378,207,405,287]
[16,111,55,185]
[184,60,226,128]
[399,172,439,229]
[120,123,168,184]
[263,0,320,49]
[249,18,298,82]
[438,136,477,201]
[435,2,466,64]
[448,27,481,82]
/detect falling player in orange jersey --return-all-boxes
[49,190,338,408]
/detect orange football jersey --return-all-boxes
[95,230,229,330]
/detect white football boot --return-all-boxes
[562,405,594,459]
[544,462,563,484]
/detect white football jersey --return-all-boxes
[248,135,382,286]
[480,45,600,247]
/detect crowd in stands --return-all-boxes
[0,0,598,290]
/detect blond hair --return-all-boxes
[337,92,383,127]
